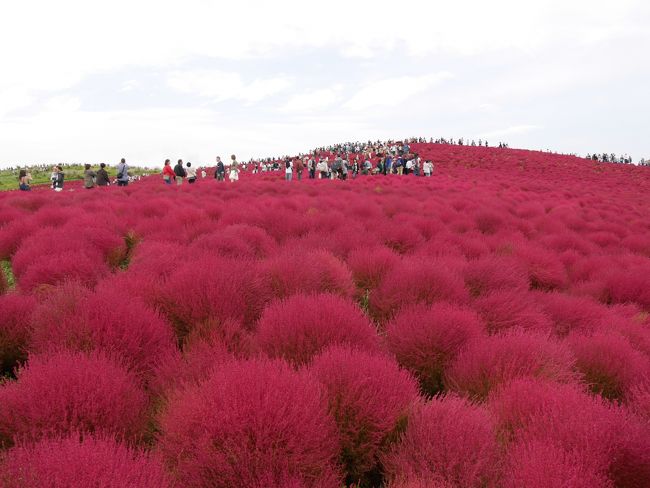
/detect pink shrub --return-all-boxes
[258,249,355,299]
[378,221,425,254]
[369,256,468,322]
[473,290,554,334]
[385,303,484,395]
[446,329,577,399]
[18,251,109,292]
[463,255,528,297]
[0,351,148,446]
[255,293,379,366]
[534,292,613,337]
[29,283,179,383]
[0,294,35,374]
[190,223,276,259]
[155,255,266,340]
[0,435,171,487]
[516,244,568,290]
[474,209,505,235]
[309,346,419,485]
[567,332,650,401]
[158,358,341,488]
[347,246,400,291]
[629,382,650,421]
[382,396,498,487]
[501,440,612,488]
[601,264,650,310]
[489,378,650,487]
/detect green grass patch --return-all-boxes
[1,260,15,289]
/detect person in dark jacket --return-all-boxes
[215,156,225,181]
[96,163,110,186]
[174,159,186,185]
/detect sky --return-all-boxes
[0,0,649,167]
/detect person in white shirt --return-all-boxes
[423,160,434,177]
[285,159,293,181]
[186,162,197,184]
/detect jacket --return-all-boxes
[174,164,186,177]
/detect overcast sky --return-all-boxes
[1,0,648,167]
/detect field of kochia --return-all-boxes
[0,143,649,487]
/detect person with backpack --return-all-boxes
[83,164,96,189]
[186,162,197,184]
[285,158,293,181]
[96,163,110,186]
[174,159,186,185]
[162,159,175,184]
[18,169,32,191]
[116,158,129,186]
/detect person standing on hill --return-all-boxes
[116,158,129,187]
[285,158,293,181]
[18,169,32,191]
[51,166,65,191]
[215,156,226,181]
[295,157,304,181]
[229,155,240,182]
[308,156,316,179]
[96,163,110,186]
[174,159,186,185]
[83,164,96,189]
[186,162,197,184]
[162,159,175,184]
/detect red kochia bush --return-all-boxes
[463,255,528,297]
[310,346,419,485]
[255,293,379,366]
[29,283,179,383]
[382,396,498,488]
[567,332,650,401]
[446,329,577,399]
[473,290,554,334]
[369,256,469,322]
[0,435,171,488]
[258,249,355,299]
[516,244,568,290]
[0,294,35,374]
[489,378,650,488]
[156,255,266,340]
[18,251,109,292]
[0,351,148,446]
[190,223,276,259]
[158,359,341,488]
[347,246,400,291]
[385,303,484,395]
[501,440,612,488]
[534,292,613,337]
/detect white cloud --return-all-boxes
[282,86,344,112]
[478,125,541,139]
[344,73,453,110]
[167,70,292,104]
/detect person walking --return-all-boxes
[96,163,110,186]
[174,159,186,185]
[285,158,293,181]
[116,158,129,186]
[162,159,175,185]
[18,170,32,191]
[186,162,197,184]
[308,156,316,179]
[229,155,240,182]
[83,164,96,189]
[215,156,225,181]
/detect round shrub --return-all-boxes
[0,351,148,446]
[473,290,554,335]
[255,293,379,366]
[29,283,179,383]
[501,440,612,488]
[18,251,109,292]
[190,224,276,259]
[158,358,341,488]
[382,396,498,488]
[156,255,266,340]
[0,294,35,375]
[567,332,650,401]
[0,434,171,487]
[534,292,613,337]
[310,346,419,486]
[258,249,355,300]
[445,329,577,399]
[347,246,400,291]
[463,255,528,297]
[516,244,568,290]
[369,256,468,322]
[385,303,484,395]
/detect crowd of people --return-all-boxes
[11,137,649,191]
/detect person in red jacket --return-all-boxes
[162,159,175,185]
